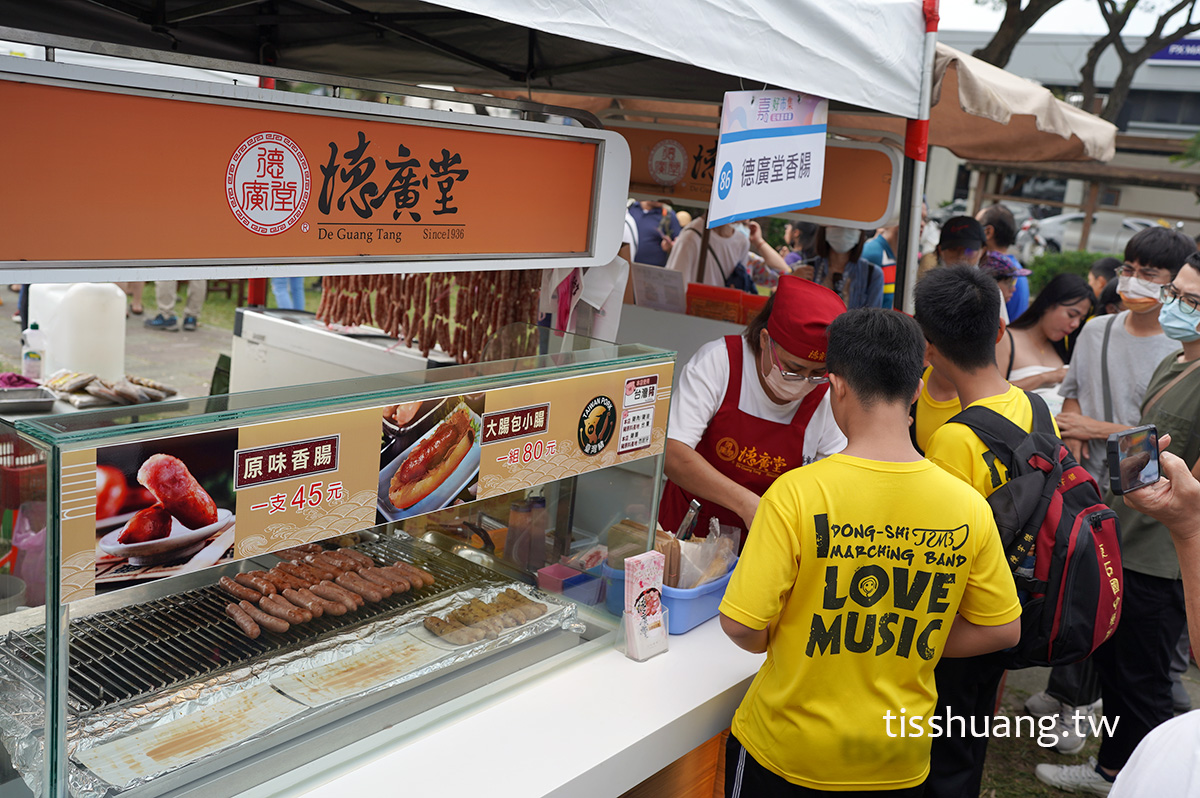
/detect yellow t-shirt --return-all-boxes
[914,366,962,454]
[924,385,1060,498]
[719,453,1021,791]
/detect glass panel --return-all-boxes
[0,425,50,798]
[16,324,672,449]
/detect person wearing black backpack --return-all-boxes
[1037,250,1200,796]
[914,266,1123,798]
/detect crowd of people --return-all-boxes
[653,205,1200,797]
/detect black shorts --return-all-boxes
[725,733,926,798]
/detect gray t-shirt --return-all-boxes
[1058,311,1181,484]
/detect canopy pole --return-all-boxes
[895,0,939,313]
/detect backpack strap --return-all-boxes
[950,391,1055,469]
[1100,315,1117,423]
[1005,329,1015,380]
[684,225,731,285]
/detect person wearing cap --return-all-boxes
[978,249,1032,307]
[977,203,1030,319]
[659,276,847,545]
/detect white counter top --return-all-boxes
[248,617,763,798]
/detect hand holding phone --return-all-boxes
[1108,425,1161,495]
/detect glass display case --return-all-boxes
[0,326,674,798]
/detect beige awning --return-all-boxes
[470,44,1117,164]
[831,44,1116,163]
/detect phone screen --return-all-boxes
[1109,426,1160,494]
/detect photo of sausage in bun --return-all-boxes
[387,408,476,510]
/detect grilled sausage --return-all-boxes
[359,568,402,594]
[311,580,361,611]
[225,602,261,639]
[323,551,362,572]
[266,567,307,590]
[299,556,338,581]
[261,593,312,623]
[337,548,375,569]
[282,588,323,618]
[219,576,262,603]
[392,560,436,588]
[137,453,218,529]
[336,572,385,602]
[307,552,348,577]
[295,586,346,616]
[235,572,276,596]
[277,561,321,585]
[239,599,289,634]
[376,567,414,593]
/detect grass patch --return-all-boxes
[135,279,324,332]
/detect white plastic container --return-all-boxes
[21,323,45,381]
[34,283,126,380]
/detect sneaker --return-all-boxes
[145,313,180,331]
[1172,678,1192,714]
[182,315,197,332]
[1053,708,1091,755]
[1025,691,1065,719]
[1035,757,1114,795]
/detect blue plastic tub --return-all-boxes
[602,561,736,634]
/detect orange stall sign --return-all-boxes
[613,124,899,228]
[0,61,631,279]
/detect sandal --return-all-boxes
[130,302,144,315]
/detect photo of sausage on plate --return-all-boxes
[117,504,173,545]
[382,406,479,514]
[138,453,218,530]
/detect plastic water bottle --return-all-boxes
[21,323,45,381]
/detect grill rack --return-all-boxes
[2,538,502,716]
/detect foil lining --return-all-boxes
[0,583,576,798]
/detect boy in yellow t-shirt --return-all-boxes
[913,265,1058,798]
[719,308,1021,797]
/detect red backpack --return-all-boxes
[953,392,1123,669]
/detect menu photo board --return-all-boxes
[56,361,674,603]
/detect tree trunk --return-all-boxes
[1078,31,1119,113]
[1101,62,1140,123]
[972,0,1068,67]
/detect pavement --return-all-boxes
[2,306,231,399]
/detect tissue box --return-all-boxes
[603,560,736,634]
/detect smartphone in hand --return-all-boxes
[1107,425,1160,495]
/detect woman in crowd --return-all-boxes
[659,276,846,547]
[996,272,1092,413]
[810,226,884,309]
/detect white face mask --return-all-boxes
[1118,274,1162,313]
[761,351,818,402]
[733,223,750,239]
[825,227,861,254]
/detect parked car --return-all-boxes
[1034,213,1152,256]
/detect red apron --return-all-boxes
[659,335,827,545]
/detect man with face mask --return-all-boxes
[659,276,847,546]
[811,225,884,309]
[1018,227,1194,759]
[1036,248,1200,796]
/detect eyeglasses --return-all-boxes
[1121,262,1168,282]
[1161,283,1200,316]
[769,338,829,383]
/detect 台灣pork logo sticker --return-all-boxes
[577,396,616,456]
[226,131,311,235]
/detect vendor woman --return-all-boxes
[659,275,847,544]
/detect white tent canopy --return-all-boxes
[0,0,927,117]
[426,0,928,118]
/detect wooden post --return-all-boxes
[1078,182,1101,252]
[970,170,990,216]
